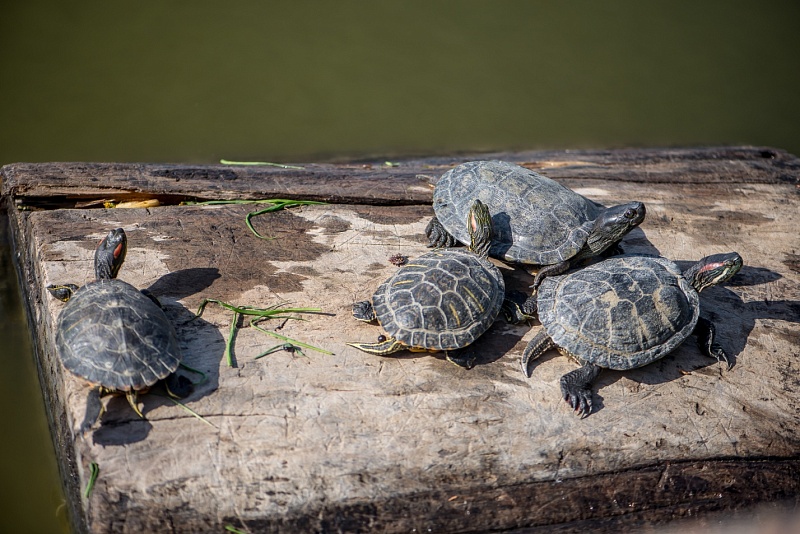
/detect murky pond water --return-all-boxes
[1,1,798,532]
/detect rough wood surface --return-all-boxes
[3,147,800,533]
[3,146,798,208]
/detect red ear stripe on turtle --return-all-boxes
[698,262,724,274]
[114,242,124,260]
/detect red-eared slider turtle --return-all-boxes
[521,252,743,416]
[348,199,513,369]
[47,228,189,431]
[426,161,646,292]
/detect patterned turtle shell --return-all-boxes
[55,278,182,391]
[432,160,604,265]
[371,249,505,350]
[535,255,700,370]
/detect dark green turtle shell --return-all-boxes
[433,160,604,265]
[536,255,699,370]
[371,249,505,350]
[55,279,181,391]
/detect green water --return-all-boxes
[1,1,798,532]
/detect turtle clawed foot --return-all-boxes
[425,217,458,249]
[562,388,593,418]
[709,344,732,370]
[559,363,601,417]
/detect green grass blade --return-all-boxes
[167,398,217,429]
[225,311,240,367]
[196,298,322,318]
[84,462,99,499]
[220,159,304,170]
[251,324,334,355]
[178,362,208,386]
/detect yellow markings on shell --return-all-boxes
[392,279,415,286]
[462,287,484,313]
[448,303,461,327]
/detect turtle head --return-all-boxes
[587,201,646,254]
[95,228,128,280]
[683,252,743,293]
[467,199,493,258]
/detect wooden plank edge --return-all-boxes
[164,457,800,533]
[1,199,85,532]
[2,146,798,209]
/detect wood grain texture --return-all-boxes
[2,146,798,208]
[3,147,799,533]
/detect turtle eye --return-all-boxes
[624,208,637,219]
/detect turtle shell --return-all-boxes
[536,255,699,370]
[433,160,603,265]
[372,249,505,350]
[55,279,182,391]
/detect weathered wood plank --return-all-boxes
[2,146,798,209]
[3,148,800,533]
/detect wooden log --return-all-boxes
[3,147,799,533]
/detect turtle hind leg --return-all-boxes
[79,388,105,434]
[425,216,458,249]
[445,349,476,370]
[694,316,731,370]
[125,391,144,418]
[352,301,377,322]
[559,363,602,417]
[531,260,571,290]
[347,337,405,355]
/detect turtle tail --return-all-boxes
[347,337,406,355]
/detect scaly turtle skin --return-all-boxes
[348,199,509,369]
[47,228,188,431]
[521,252,743,417]
[425,161,646,293]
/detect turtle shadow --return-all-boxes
[91,269,224,446]
[590,263,799,398]
[145,267,221,299]
[672,262,799,368]
[514,262,792,417]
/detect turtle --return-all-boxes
[425,161,646,293]
[47,228,190,431]
[520,252,743,417]
[348,199,517,369]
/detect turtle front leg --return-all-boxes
[520,294,538,317]
[521,329,555,377]
[531,260,571,290]
[693,316,731,370]
[425,216,458,249]
[347,337,406,356]
[444,349,476,370]
[600,240,625,258]
[559,363,602,417]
